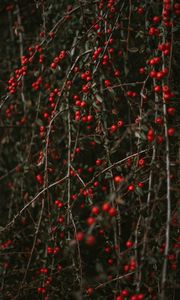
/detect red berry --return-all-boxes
[149,27,157,36]
[87,115,93,122]
[138,182,144,188]
[94,23,100,31]
[157,135,165,144]
[162,85,170,93]
[138,158,145,167]
[148,129,154,136]
[148,135,155,142]
[87,217,96,226]
[102,202,111,212]
[139,67,146,74]
[167,107,176,115]
[124,264,129,272]
[163,93,172,101]
[121,289,130,297]
[88,167,94,173]
[86,287,94,296]
[36,174,44,185]
[96,159,102,166]
[131,296,138,300]
[86,235,96,246]
[105,246,111,253]
[104,79,112,87]
[76,232,85,241]
[92,206,100,215]
[49,31,55,39]
[114,175,124,183]
[168,128,175,136]
[163,67,169,75]
[110,124,118,133]
[137,7,145,14]
[82,84,90,93]
[127,90,134,97]
[128,184,135,192]
[154,85,161,92]
[153,16,161,23]
[155,117,164,125]
[126,240,134,248]
[109,207,117,217]
[147,129,155,142]
[150,70,157,78]
[58,216,65,223]
[117,120,124,127]
[156,71,164,80]
[171,263,177,270]
[114,69,121,77]
[108,258,114,265]
[116,296,124,300]
[137,293,145,299]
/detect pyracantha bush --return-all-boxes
[0,0,179,299]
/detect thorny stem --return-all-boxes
[15,198,45,298]
[160,26,172,299]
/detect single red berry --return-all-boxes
[58,216,65,223]
[36,174,44,185]
[137,7,145,14]
[139,67,146,74]
[108,258,114,265]
[76,232,85,241]
[87,287,94,296]
[87,217,96,226]
[109,207,117,217]
[128,184,135,192]
[105,246,111,253]
[163,93,172,101]
[92,206,100,215]
[127,90,134,97]
[126,240,134,248]
[82,84,90,93]
[121,289,130,297]
[88,167,94,173]
[114,69,121,77]
[155,117,164,125]
[171,263,177,270]
[86,235,96,246]
[117,120,124,127]
[153,16,161,23]
[131,296,138,300]
[137,293,145,299]
[162,85,170,93]
[138,182,145,188]
[154,85,161,92]
[124,264,130,272]
[104,79,112,87]
[96,159,102,166]
[156,71,164,80]
[116,296,124,300]
[167,107,176,115]
[148,135,155,142]
[49,31,55,39]
[110,124,118,133]
[148,129,154,136]
[168,128,175,136]
[150,70,157,78]
[149,27,157,35]
[102,202,111,212]
[138,158,145,167]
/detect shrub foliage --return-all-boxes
[0,0,179,299]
